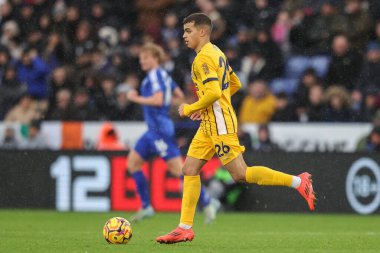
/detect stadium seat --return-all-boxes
[309,55,330,78]
[270,78,299,95]
[285,55,330,79]
[285,56,310,79]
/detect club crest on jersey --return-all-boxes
[202,63,210,75]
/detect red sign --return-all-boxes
[111,156,221,212]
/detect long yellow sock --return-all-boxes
[180,175,201,226]
[245,166,293,187]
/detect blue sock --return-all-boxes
[132,171,150,208]
[180,175,211,207]
[199,186,211,207]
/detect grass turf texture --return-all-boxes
[0,210,379,253]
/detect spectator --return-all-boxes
[253,124,280,152]
[96,76,118,120]
[47,88,72,121]
[322,86,354,122]
[96,122,127,151]
[357,42,380,93]
[161,12,181,44]
[306,0,348,54]
[271,10,292,56]
[135,0,175,42]
[306,84,325,122]
[73,20,96,69]
[20,120,49,149]
[196,0,227,44]
[234,25,253,59]
[342,0,373,51]
[0,21,20,51]
[326,34,362,90]
[251,29,284,78]
[0,65,26,119]
[111,84,143,121]
[112,26,132,55]
[239,80,276,124]
[289,7,313,55]
[108,52,129,83]
[42,32,71,69]
[357,87,379,122]
[69,87,98,121]
[240,47,273,84]
[0,1,16,27]
[356,126,380,152]
[18,3,38,38]
[242,0,277,31]
[272,92,298,122]
[4,94,41,124]
[0,47,11,84]
[65,4,81,42]
[215,0,242,37]
[16,47,49,100]
[90,47,112,74]
[295,68,320,108]
[0,126,19,149]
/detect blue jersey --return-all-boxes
[140,67,177,137]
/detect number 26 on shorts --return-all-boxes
[215,142,230,157]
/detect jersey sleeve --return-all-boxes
[171,79,178,91]
[183,54,222,116]
[148,70,163,93]
[229,66,242,96]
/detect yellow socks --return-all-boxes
[245,166,293,187]
[179,175,201,227]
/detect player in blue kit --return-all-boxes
[126,43,220,222]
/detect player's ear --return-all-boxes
[199,26,208,37]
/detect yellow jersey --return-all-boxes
[183,42,242,136]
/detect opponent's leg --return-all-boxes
[128,150,154,221]
[224,154,315,210]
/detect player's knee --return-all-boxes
[127,159,139,173]
[182,165,198,176]
[230,170,246,183]
[168,165,182,177]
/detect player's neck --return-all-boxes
[195,39,210,53]
[147,64,160,72]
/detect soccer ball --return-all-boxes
[103,217,133,244]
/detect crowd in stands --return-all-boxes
[0,0,380,151]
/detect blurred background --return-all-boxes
[0,0,380,215]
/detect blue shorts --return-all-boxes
[134,131,181,161]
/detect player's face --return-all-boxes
[183,22,200,50]
[139,51,157,72]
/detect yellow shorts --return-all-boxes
[187,129,245,165]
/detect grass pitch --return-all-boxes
[0,210,379,253]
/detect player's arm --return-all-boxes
[229,67,242,96]
[183,55,222,116]
[127,90,164,107]
[173,86,184,100]
[183,81,221,116]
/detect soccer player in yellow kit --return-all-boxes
[156,13,315,244]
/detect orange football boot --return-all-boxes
[156,227,194,244]
[296,172,316,211]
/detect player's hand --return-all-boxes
[178,103,187,117]
[190,111,202,121]
[127,89,138,102]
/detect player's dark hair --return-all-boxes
[183,13,212,30]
